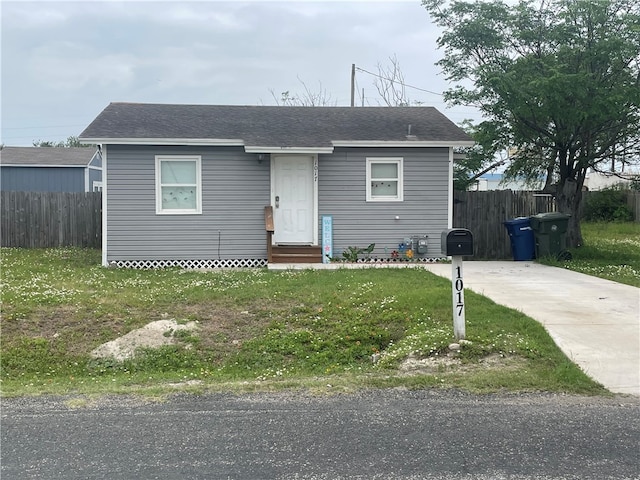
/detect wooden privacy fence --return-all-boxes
[628,191,640,222]
[1,191,102,248]
[453,190,556,259]
[1,190,637,255]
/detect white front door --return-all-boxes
[273,155,315,244]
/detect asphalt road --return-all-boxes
[2,390,639,480]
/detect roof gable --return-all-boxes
[79,103,473,148]
[1,147,96,167]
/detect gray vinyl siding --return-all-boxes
[105,145,270,261]
[105,145,450,262]
[0,166,86,192]
[89,151,102,168]
[89,168,102,189]
[318,147,450,258]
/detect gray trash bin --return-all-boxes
[529,212,572,260]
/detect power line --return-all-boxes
[3,124,87,130]
[355,66,445,97]
[356,65,485,114]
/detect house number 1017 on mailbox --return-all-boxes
[452,263,465,340]
[441,229,474,340]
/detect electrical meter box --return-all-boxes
[441,229,474,256]
[417,237,428,254]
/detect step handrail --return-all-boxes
[264,206,274,262]
[264,205,274,233]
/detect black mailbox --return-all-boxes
[441,229,474,256]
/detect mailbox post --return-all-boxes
[441,229,474,340]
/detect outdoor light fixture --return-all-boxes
[257,154,266,164]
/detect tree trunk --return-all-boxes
[555,177,583,248]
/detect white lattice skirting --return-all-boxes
[109,257,446,270]
[110,258,268,269]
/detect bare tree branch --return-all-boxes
[374,54,411,106]
[269,77,336,106]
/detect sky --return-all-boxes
[1,0,482,147]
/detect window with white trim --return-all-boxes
[155,155,202,214]
[366,157,403,202]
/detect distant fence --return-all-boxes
[1,191,102,248]
[628,191,640,221]
[453,190,556,259]
[579,190,640,222]
[620,190,637,222]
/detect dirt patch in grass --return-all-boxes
[400,353,528,375]
[177,302,276,351]
[1,306,79,338]
[1,306,144,356]
[83,302,285,364]
[1,306,110,356]
[2,302,277,360]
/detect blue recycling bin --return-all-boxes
[503,217,536,261]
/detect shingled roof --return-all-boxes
[0,147,96,166]
[79,103,473,149]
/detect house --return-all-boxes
[0,146,102,192]
[79,103,473,268]
[584,168,639,191]
[468,173,544,191]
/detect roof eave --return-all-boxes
[79,138,475,149]
[331,140,475,148]
[0,164,87,168]
[79,138,245,146]
[244,146,334,154]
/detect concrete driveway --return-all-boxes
[423,261,640,396]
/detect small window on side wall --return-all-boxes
[155,155,202,214]
[366,157,403,202]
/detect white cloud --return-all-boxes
[150,5,247,29]
[146,46,234,89]
[28,42,136,90]
[2,2,70,28]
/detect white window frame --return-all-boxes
[155,155,202,215]
[92,181,103,192]
[366,157,404,202]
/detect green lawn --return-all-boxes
[538,222,640,287]
[0,247,607,397]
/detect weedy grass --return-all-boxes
[0,247,607,397]
[538,221,640,287]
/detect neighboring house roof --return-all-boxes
[479,173,504,181]
[0,146,96,167]
[470,172,545,191]
[79,103,473,150]
[585,169,639,191]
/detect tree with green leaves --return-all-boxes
[424,0,640,246]
[454,120,510,190]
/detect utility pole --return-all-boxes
[350,64,355,107]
